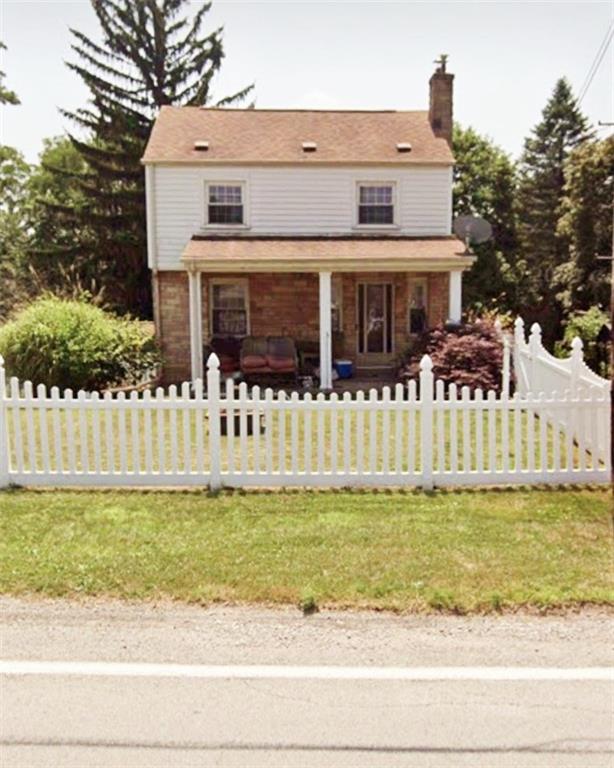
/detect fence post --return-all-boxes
[0,356,8,488]
[420,355,434,490]
[513,316,525,347]
[570,336,583,398]
[529,322,542,393]
[207,353,222,490]
[502,335,511,398]
[513,317,524,393]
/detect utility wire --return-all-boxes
[578,20,614,103]
[578,19,613,97]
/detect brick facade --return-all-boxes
[154,270,450,382]
[246,273,320,341]
[153,270,191,383]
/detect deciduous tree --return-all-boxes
[555,135,614,312]
[452,125,523,313]
[0,41,19,105]
[0,146,31,319]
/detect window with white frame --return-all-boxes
[358,184,394,225]
[210,281,249,337]
[408,278,428,334]
[207,183,244,225]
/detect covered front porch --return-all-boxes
[181,235,472,389]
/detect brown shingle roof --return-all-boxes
[181,235,471,272]
[142,107,454,165]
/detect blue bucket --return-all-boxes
[335,359,353,379]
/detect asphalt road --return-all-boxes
[1,598,613,767]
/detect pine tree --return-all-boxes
[516,78,591,337]
[43,0,253,317]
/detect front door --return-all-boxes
[357,282,393,365]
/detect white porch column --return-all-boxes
[448,269,463,324]
[188,269,203,381]
[318,271,333,390]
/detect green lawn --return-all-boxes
[1,487,611,613]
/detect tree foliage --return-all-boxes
[555,306,610,376]
[44,0,253,317]
[555,135,614,312]
[0,41,19,105]
[27,137,94,296]
[452,125,524,312]
[0,146,31,319]
[515,78,592,338]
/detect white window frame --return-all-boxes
[204,181,249,229]
[209,277,250,338]
[354,181,399,229]
[407,276,428,335]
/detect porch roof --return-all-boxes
[181,235,473,273]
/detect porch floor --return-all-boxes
[332,374,397,394]
[221,371,398,395]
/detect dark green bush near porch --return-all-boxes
[554,306,610,378]
[399,318,504,394]
[0,296,160,391]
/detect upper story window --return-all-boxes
[358,184,395,226]
[207,183,244,225]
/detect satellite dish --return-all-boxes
[453,215,493,253]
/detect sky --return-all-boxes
[0,0,612,164]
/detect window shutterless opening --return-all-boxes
[357,184,394,225]
[207,184,244,225]
[210,281,249,337]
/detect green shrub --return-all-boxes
[0,296,160,390]
[555,306,610,377]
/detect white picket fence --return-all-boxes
[512,317,611,461]
[0,349,609,489]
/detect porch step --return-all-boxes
[352,366,397,381]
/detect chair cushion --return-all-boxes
[219,359,238,374]
[242,354,268,370]
[267,355,296,372]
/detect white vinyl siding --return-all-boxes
[152,165,452,269]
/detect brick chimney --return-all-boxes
[429,55,454,147]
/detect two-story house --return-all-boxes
[142,60,474,387]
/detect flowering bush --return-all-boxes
[399,318,505,394]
